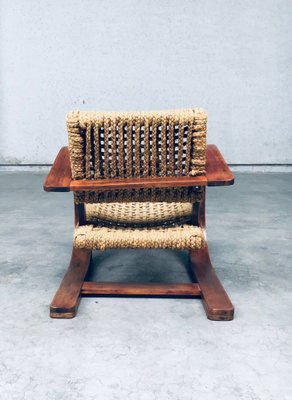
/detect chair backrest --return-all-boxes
[67,109,207,179]
[67,108,207,203]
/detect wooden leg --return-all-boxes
[50,248,92,319]
[189,245,234,321]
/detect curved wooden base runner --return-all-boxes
[50,248,92,318]
[189,246,234,321]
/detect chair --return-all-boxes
[44,108,235,320]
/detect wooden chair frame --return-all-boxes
[44,144,234,320]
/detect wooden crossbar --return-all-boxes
[81,282,202,297]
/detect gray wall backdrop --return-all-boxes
[1,0,291,165]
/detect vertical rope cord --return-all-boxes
[85,123,92,179]
[67,111,84,179]
[103,116,110,178]
[134,114,141,176]
[93,118,101,179]
[118,117,124,178]
[168,114,174,176]
[126,116,133,178]
[151,116,157,177]
[160,114,167,177]
[90,121,95,178]
[143,116,149,176]
[177,113,184,176]
[111,114,117,178]
[184,115,193,175]
[190,109,207,176]
[93,119,101,178]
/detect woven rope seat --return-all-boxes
[74,224,205,251]
[80,202,204,250]
[85,202,193,227]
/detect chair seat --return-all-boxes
[74,224,205,250]
[85,202,193,227]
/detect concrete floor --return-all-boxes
[0,172,291,400]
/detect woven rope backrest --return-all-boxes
[67,109,207,180]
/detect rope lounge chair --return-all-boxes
[44,108,235,320]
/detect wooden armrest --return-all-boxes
[70,175,207,191]
[43,147,72,192]
[44,144,234,192]
[206,145,234,186]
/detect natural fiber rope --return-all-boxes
[143,116,150,176]
[134,114,141,176]
[94,116,101,178]
[177,113,183,176]
[67,108,207,179]
[74,224,205,251]
[118,117,124,178]
[126,115,132,178]
[160,114,167,177]
[85,202,193,227]
[190,109,206,176]
[74,186,203,204]
[103,115,109,178]
[67,108,207,203]
[185,116,193,175]
[151,114,157,177]
[67,111,84,178]
[168,113,175,176]
[110,114,117,178]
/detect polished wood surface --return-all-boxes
[81,282,201,297]
[43,145,234,191]
[50,248,92,318]
[189,185,234,320]
[70,175,207,191]
[189,246,234,321]
[205,145,234,186]
[43,147,72,192]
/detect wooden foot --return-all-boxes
[50,248,92,318]
[189,246,234,321]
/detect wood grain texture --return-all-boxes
[189,246,234,321]
[43,145,234,192]
[81,282,201,297]
[206,144,234,186]
[70,175,207,191]
[50,248,92,318]
[43,147,72,192]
